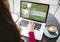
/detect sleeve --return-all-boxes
[29,32,36,42]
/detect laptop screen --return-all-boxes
[20,1,49,23]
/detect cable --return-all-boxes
[54,0,60,16]
[54,5,60,16]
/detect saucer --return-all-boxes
[44,27,59,38]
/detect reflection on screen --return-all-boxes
[21,2,49,23]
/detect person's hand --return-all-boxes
[16,22,21,32]
[27,21,35,32]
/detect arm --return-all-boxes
[29,32,36,42]
[27,22,36,42]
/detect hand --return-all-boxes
[27,21,35,32]
[16,22,21,32]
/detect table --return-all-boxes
[11,1,60,42]
[21,12,60,42]
[11,12,60,42]
[11,13,60,42]
[11,9,60,42]
[21,34,59,42]
[36,34,59,42]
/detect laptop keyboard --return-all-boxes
[20,20,41,30]
[20,20,29,27]
[34,23,41,30]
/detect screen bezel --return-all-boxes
[20,1,50,23]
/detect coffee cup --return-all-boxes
[47,25,57,34]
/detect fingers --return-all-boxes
[29,21,33,25]
[29,21,35,27]
[16,22,20,25]
[33,24,35,28]
[15,22,22,32]
[28,21,35,32]
[16,22,22,29]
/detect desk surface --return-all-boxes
[36,35,59,42]
[21,12,60,42]
[11,1,60,42]
[46,12,60,34]
[21,34,59,42]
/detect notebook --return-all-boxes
[18,1,49,40]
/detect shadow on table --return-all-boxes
[37,12,60,42]
[46,12,60,34]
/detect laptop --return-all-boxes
[18,1,49,40]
